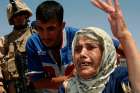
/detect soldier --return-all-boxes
[0,0,33,93]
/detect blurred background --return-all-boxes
[0,0,140,49]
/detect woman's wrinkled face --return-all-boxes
[73,36,102,79]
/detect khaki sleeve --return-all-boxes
[0,37,5,79]
[0,37,5,62]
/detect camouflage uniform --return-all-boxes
[0,27,33,79]
[0,0,33,93]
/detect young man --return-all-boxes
[26,1,120,93]
[0,0,33,93]
[26,1,78,93]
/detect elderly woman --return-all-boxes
[59,27,127,93]
[59,0,140,93]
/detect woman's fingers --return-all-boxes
[114,0,127,31]
[91,0,103,10]
[108,15,118,36]
[91,0,114,13]
[113,0,129,39]
[106,0,113,6]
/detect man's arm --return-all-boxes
[32,75,68,89]
[26,37,74,89]
[32,64,75,89]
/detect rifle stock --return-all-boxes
[9,0,17,13]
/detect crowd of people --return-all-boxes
[0,0,140,93]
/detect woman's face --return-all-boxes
[73,36,102,79]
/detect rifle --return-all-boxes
[9,0,18,14]
[15,51,37,93]
[15,51,29,93]
[1,40,30,93]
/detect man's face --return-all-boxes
[36,19,65,48]
[13,13,27,26]
[73,36,102,79]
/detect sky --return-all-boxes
[0,0,140,49]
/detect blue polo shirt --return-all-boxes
[26,26,78,81]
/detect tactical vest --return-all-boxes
[1,27,33,80]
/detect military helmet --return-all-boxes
[7,0,32,25]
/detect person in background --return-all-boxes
[59,0,140,93]
[0,0,33,92]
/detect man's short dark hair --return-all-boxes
[36,0,64,23]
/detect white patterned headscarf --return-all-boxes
[63,27,117,93]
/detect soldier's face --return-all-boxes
[36,19,65,48]
[13,15,27,26]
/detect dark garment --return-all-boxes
[103,66,128,93]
